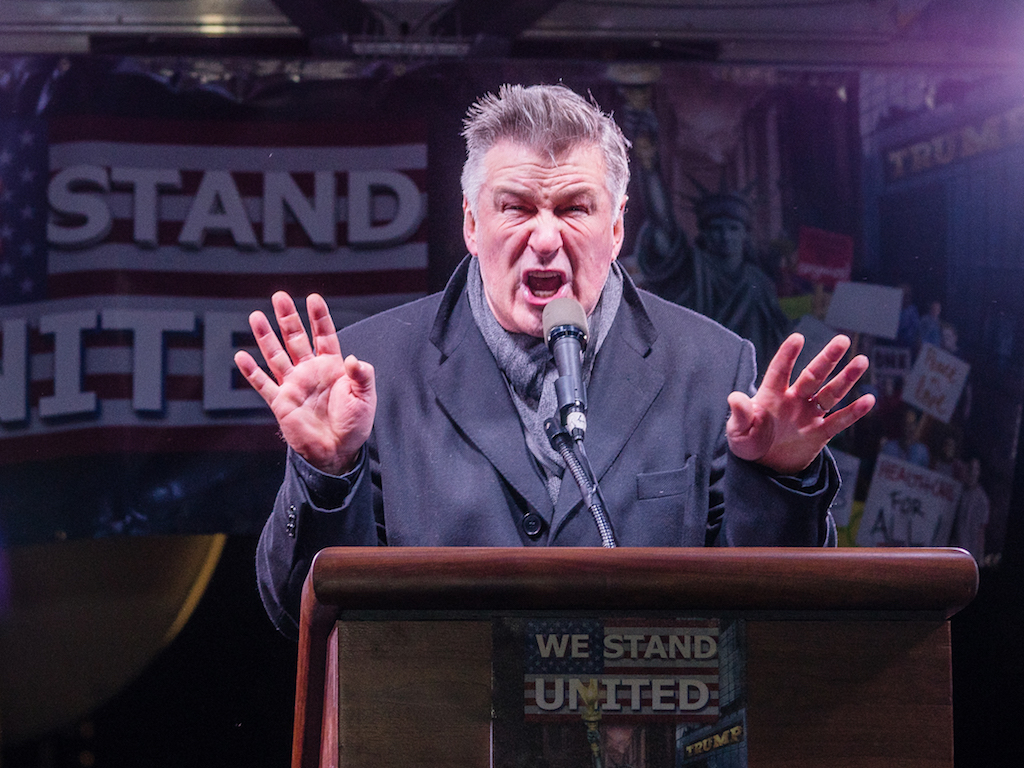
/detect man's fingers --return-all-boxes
[822,392,876,437]
[792,334,851,400]
[344,355,375,397]
[234,349,279,405]
[272,290,316,363]
[760,333,804,393]
[307,293,342,357]
[813,353,870,412]
[248,308,297,384]
[726,391,755,434]
[726,391,774,463]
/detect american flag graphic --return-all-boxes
[0,114,428,465]
[0,117,48,304]
[523,618,721,723]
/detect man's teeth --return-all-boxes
[527,273,563,297]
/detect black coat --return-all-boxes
[256,258,839,637]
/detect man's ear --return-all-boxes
[462,196,478,256]
[610,195,627,260]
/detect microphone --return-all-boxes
[543,297,589,440]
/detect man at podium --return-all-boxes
[235,84,875,638]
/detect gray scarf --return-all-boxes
[466,257,623,503]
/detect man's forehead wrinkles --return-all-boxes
[490,179,602,202]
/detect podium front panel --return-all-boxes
[295,548,977,768]
[316,614,952,768]
[325,621,492,767]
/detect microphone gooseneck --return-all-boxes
[541,298,616,548]
[545,419,616,548]
[542,297,589,441]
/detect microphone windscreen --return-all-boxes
[542,297,589,342]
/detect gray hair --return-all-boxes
[460,83,631,217]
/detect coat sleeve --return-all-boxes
[706,338,840,548]
[254,447,378,639]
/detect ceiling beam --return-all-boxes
[268,0,375,40]
[449,0,561,39]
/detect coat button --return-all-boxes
[522,513,544,538]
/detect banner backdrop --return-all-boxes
[0,56,1019,564]
[0,58,445,544]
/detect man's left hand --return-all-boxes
[726,333,875,475]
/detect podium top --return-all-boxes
[306,546,979,618]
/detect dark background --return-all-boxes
[3,2,1024,763]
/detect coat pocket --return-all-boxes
[636,459,695,500]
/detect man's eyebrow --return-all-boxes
[492,185,531,198]
[560,186,598,200]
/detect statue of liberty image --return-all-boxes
[628,130,792,374]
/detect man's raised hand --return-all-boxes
[726,333,875,475]
[234,292,376,475]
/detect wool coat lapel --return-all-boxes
[428,265,554,524]
[550,279,666,538]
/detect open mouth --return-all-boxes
[525,271,565,299]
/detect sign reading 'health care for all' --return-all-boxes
[858,454,961,548]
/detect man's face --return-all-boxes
[463,141,625,337]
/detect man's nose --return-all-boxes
[529,211,563,258]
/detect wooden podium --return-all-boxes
[292,547,978,768]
